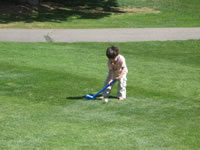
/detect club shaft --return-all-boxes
[93,80,116,97]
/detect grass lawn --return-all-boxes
[0,40,200,149]
[0,0,200,28]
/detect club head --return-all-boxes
[85,94,95,100]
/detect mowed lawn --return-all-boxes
[0,40,200,149]
[0,0,200,28]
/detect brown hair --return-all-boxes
[106,46,119,59]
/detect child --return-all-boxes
[101,46,128,101]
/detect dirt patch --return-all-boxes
[40,2,65,10]
[118,7,160,14]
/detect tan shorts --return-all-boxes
[102,73,127,99]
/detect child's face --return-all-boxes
[109,56,118,65]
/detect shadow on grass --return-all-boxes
[66,94,118,100]
[66,96,85,100]
[0,1,124,24]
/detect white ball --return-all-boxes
[104,98,108,103]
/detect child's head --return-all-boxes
[106,46,119,59]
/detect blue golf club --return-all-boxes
[85,80,116,100]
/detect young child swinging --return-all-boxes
[101,46,128,101]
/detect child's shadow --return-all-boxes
[66,94,118,100]
[66,96,85,100]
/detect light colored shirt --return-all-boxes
[108,55,128,76]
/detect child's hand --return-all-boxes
[115,76,121,81]
[108,80,113,84]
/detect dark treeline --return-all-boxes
[0,0,118,10]
[0,0,120,24]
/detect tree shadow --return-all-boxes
[0,1,124,24]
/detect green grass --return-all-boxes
[0,40,200,149]
[0,0,200,28]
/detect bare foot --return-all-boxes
[99,96,104,99]
[119,97,125,101]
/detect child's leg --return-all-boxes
[117,73,127,99]
[102,76,114,98]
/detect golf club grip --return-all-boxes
[93,80,116,97]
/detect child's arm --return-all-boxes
[108,61,114,83]
[108,70,114,83]
[115,67,126,80]
[115,58,127,80]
